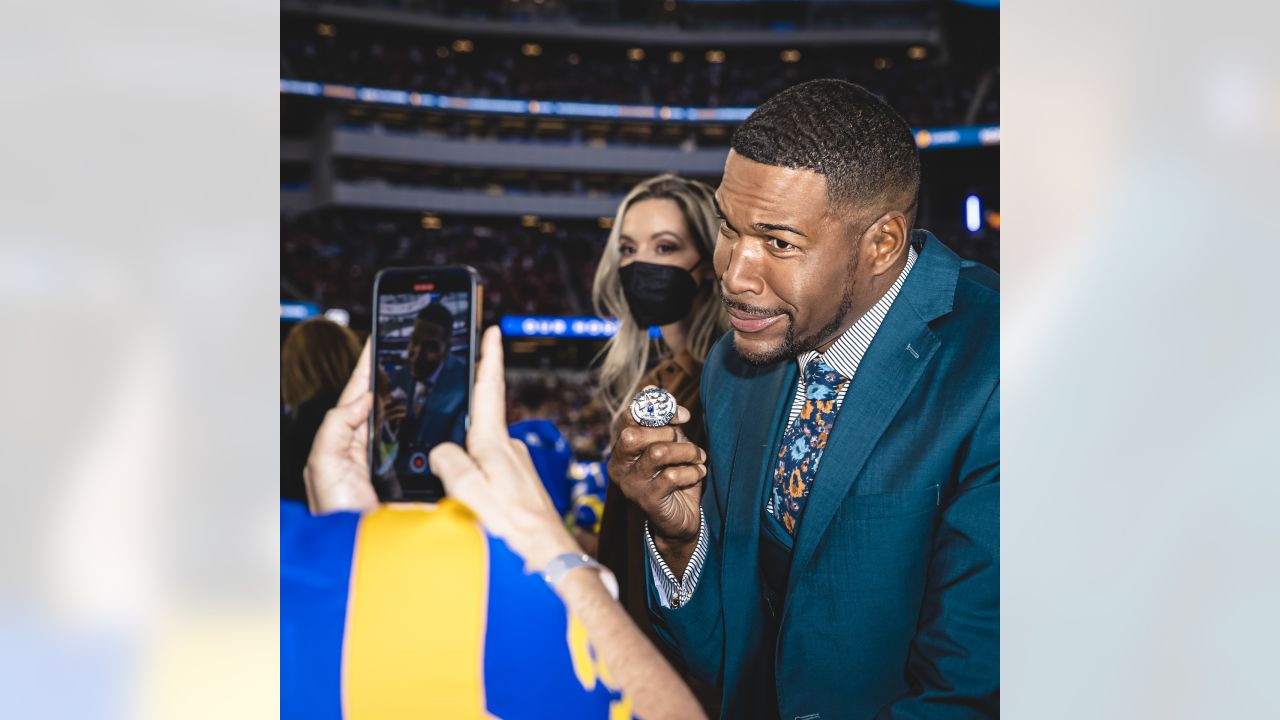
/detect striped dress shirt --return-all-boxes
[647,245,917,608]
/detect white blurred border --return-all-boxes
[1004,1,1280,716]
[0,0,278,717]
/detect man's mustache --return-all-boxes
[721,294,790,319]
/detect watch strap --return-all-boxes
[542,552,619,599]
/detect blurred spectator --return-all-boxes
[507,382,574,516]
[281,317,362,502]
[506,371,613,459]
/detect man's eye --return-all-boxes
[768,237,794,251]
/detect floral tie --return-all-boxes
[770,356,850,535]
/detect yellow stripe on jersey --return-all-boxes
[567,613,632,719]
[343,501,490,719]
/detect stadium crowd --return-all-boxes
[281,24,998,125]
[282,211,605,322]
[287,0,935,32]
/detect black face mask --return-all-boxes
[618,260,702,328]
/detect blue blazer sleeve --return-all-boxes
[644,474,727,688]
[879,383,1000,718]
[644,364,728,688]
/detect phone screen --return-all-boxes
[371,268,476,501]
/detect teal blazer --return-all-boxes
[648,231,999,719]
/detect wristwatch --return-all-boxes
[542,552,620,600]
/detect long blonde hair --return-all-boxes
[592,174,728,425]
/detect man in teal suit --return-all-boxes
[609,80,998,718]
[384,303,469,483]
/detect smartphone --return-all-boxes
[369,266,482,502]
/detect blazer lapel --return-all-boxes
[720,358,797,604]
[786,232,960,585]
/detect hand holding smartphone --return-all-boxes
[369,266,481,502]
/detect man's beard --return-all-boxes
[729,288,854,366]
[726,251,861,367]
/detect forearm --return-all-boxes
[555,568,706,720]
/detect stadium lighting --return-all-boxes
[567,53,580,65]
[780,49,801,63]
[965,195,982,233]
[452,39,474,53]
[986,211,1001,230]
[324,308,351,326]
[874,57,892,70]
[521,215,539,228]
[668,50,685,64]
[598,216,614,229]
[522,43,542,57]
[421,213,442,230]
[908,46,928,60]
[627,47,646,61]
[316,23,336,37]
[539,221,556,234]
[436,46,449,59]
[706,50,726,64]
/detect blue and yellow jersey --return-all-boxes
[281,500,631,719]
[567,461,608,534]
[507,419,574,517]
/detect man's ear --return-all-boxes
[862,211,910,277]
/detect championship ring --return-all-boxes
[630,387,677,427]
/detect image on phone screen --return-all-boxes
[371,287,471,500]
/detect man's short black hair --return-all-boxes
[412,302,455,339]
[731,79,920,223]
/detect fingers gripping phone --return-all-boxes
[369,266,481,502]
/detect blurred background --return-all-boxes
[279,0,1000,465]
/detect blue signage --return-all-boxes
[500,315,661,339]
[281,301,320,322]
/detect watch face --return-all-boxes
[630,387,676,427]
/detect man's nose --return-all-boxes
[719,240,764,298]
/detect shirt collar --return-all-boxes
[414,357,447,395]
[797,244,918,380]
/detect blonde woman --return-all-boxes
[592,173,727,716]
